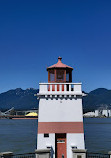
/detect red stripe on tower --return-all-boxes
[38,122,84,133]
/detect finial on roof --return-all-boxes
[47,56,73,70]
[58,56,62,62]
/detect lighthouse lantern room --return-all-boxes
[47,57,72,83]
[37,57,85,158]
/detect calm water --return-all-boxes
[0,119,37,154]
[84,118,111,153]
[0,118,111,154]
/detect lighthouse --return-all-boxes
[37,57,85,158]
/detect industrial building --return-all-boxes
[84,107,111,117]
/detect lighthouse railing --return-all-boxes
[39,83,82,94]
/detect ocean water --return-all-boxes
[0,118,111,154]
[84,118,111,153]
[0,119,38,154]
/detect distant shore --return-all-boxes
[0,115,38,119]
[83,116,111,118]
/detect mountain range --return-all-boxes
[0,88,111,112]
[0,88,39,111]
[83,88,111,112]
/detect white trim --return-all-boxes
[39,82,82,85]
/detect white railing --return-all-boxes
[39,83,82,94]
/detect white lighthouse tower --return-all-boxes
[37,57,85,158]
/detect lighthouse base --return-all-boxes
[37,133,85,158]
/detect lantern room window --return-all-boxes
[66,69,72,82]
[56,70,64,81]
[49,70,55,82]
[66,72,69,82]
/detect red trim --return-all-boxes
[38,122,84,134]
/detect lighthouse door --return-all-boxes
[55,134,66,158]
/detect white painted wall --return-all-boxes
[38,97,83,122]
[67,133,85,158]
[37,133,55,158]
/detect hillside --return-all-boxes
[0,88,39,111]
[83,88,111,112]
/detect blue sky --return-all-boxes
[0,0,111,93]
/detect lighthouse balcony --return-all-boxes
[38,83,84,96]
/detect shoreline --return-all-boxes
[0,115,38,119]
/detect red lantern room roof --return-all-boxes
[47,57,73,70]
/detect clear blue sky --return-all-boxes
[0,0,111,93]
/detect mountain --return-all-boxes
[0,88,39,111]
[83,88,111,112]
